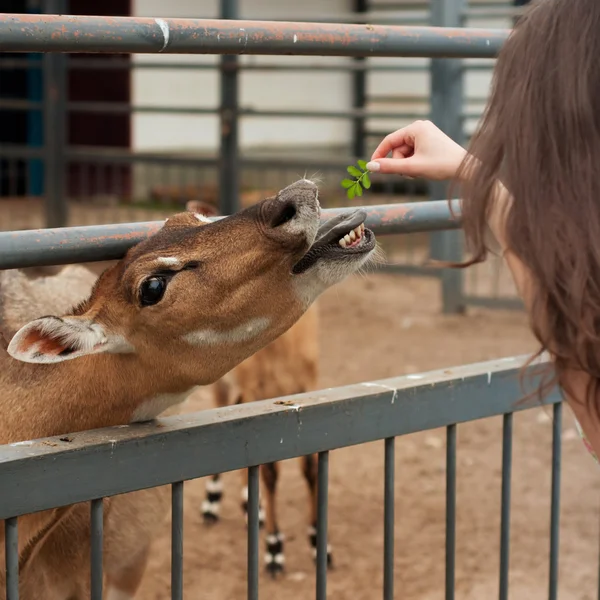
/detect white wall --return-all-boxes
[132,0,351,152]
[131,1,513,153]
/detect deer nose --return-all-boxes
[264,179,320,239]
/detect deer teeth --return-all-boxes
[338,224,366,248]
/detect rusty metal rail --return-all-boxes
[0,201,461,269]
[0,14,508,57]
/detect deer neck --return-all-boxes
[0,349,200,445]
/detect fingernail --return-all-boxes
[366,161,380,172]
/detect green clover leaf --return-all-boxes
[341,159,372,199]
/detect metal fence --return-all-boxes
[0,1,525,313]
[0,353,563,600]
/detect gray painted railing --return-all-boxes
[0,354,561,600]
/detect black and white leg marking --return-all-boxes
[308,525,334,568]
[241,485,265,528]
[202,474,223,524]
[265,531,285,577]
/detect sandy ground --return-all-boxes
[3,199,600,599]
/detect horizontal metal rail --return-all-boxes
[0,57,425,72]
[0,100,484,123]
[0,201,461,269]
[0,142,378,169]
[0,15,508,57]
[0,99,428,120]
[0,99,485,122]
[0,57,494,72]
[0,354,556,520]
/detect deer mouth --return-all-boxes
[292,209,376,274]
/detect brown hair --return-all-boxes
[454,0,600,410]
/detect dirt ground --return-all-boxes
[124,272,597,600]
[4,199,600,599]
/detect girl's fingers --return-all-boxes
[370,128,415,160]
[392,144,414,160]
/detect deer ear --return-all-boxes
[163,210,214,231]
[185,200,219,217]
[7,316,117,364]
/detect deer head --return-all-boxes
[6,180,376,392]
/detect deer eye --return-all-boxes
[139,276,167,307]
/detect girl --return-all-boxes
[367,0,600,462]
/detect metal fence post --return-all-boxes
[429,0,465,314]
[352,0,368,158]
[219,0,240,215]
[43,0,68,228]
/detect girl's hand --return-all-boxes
[367,120,467,181]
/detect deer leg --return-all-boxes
[261,462,285,577]
[201,473,224,525]
[303,453,333,569]
[241,468,265,528]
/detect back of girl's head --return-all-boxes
[456,0,600,409]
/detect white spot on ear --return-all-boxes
[130,389,195,423]
[157,256,181,267]
[194,213,212,224]
[183,317,271,346]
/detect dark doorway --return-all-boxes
[0,0,132,199]
[0,0,33,197]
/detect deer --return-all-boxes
[0,179,376,600]
[187,194,333,576]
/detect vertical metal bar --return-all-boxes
[219,0,239,215]
[384,437,395,600]
[316,451,330,600]
[5,518,19,600]
[499,413,513,600]
[43,0,68,228]
[548,402,562,600]
[429,0,465,314]
[26,48,43,199]
[446,424,457,600]
[247,466,260,600]
[90,498,104,600]
[171,481,184,600]
[352,0,368,158]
